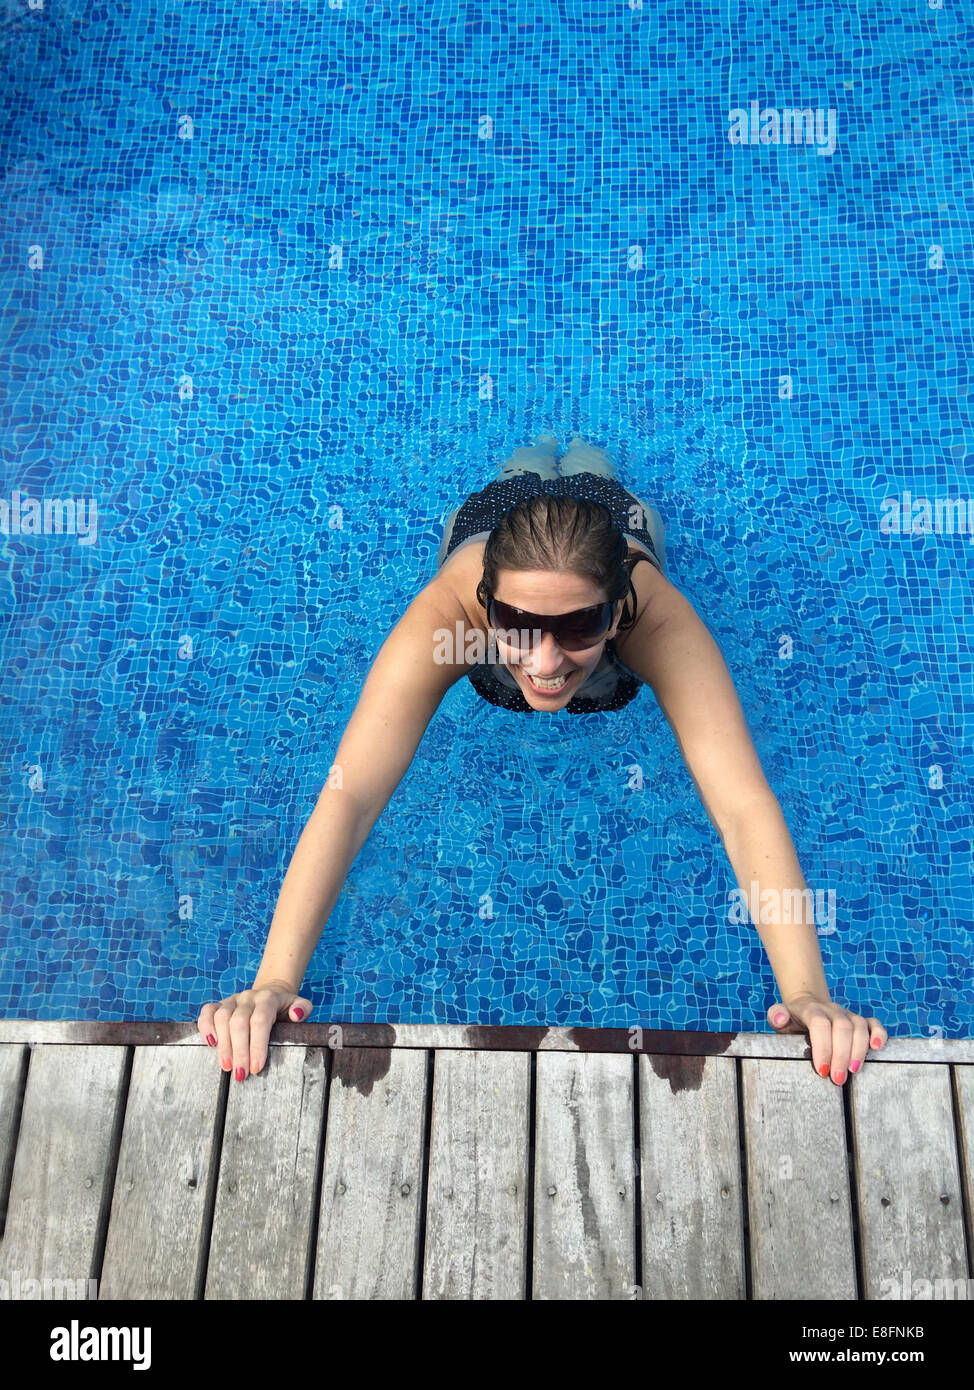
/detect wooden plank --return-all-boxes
[0,1022,971,1064]
[533,1051,636,1300]
[0,1045,127,1296]
[422,1049,530,1299]
[851,1061,967,1300]
[99,1046,225,1299]
[312,1047,428,1300]
[205,1046,328,1299]
[0,1044,28,1236]
[639,1054,745,1299]
[742,1058,856,1299]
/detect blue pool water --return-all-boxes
[0,2,971,1034]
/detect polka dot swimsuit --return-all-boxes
[443,472,663,715]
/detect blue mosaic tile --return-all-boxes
[0,1,971,1035]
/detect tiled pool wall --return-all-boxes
[0,1,971,1031]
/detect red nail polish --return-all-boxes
[818,1064,830,1077]
[235,1067,245,1081]
[835,1070,846,1085]
[872,1037,882,1048]
[293,1007,304,1020]
[206,1034,216,1047]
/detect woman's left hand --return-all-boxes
[767,995,888,1084]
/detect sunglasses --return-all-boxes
[482,591,616,652]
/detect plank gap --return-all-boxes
[89,1044,135,1295]
[632,1051,642,1296]
[734,1054,753,1301]
[303,1046,333,1301]
[194,1063,231,1300]
[842,1074,866,1298]
[949,1064,974,1279]
[525,1051,536,1302]
[416,1049,435,1300]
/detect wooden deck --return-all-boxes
[0,1023,972,1301]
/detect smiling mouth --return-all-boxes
[522,670,573,694]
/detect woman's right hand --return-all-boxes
[197,981,313,1081]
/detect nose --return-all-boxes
[524,630,571,675]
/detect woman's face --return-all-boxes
[490,569,625,710]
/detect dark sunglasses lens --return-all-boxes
[558,612,611,649]
[489,600,610,650]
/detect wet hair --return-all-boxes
[475,494,643,633]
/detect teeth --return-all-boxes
[527,672,569,690]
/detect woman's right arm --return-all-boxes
[197,575,471,1078]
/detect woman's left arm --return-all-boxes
[617,568,889,1083]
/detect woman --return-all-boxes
[197,434,888,1081]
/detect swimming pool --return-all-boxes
[1,2,971,1034]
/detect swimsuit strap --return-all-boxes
[623,549,655,612]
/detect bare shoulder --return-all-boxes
[343,557,476,755]
[426,541,489,637]
[613,550,683,660]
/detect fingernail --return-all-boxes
[221,1057,231,1070]
[234,1067,245,1081]
[872,1037,882,1048]
[773,1012,786,1025]
[206,1034,216,1047]
[293,1007,304,1020]
[849,1059,861,1072]
[834,1070,846,1085]
[818,1064,830,1077]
